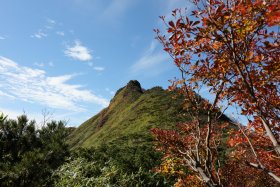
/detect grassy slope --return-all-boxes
[67,80,189,149]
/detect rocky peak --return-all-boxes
[125,80,143,93]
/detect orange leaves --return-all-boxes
[227,137,236,147]
[155,0,280,184]
[253,54,264,62]
[202,17,208,27]
[248,51,254,60]
[212,41,222,50]
[266,5,280,26]
[152,120,228,185]
[227,135,247,147]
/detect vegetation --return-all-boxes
[67,80,189,149]
[0,81,189,186]
[153,0,279,186]
[60,80,194,186]
[1,1,278,186]
[53,144,173,187]
[0,114,70,187]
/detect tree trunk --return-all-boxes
[260,117,280,156]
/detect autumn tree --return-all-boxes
[153,0,279,185]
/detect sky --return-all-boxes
[0,0,195,126]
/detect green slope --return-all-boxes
[67,80,190,149]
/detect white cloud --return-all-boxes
[45,18,56,29]
[0,36,6,40]
[31,30,47,39]
[0,56,109,111]
[131,41,169,75]
[65,41,93,61]
[56,31,65,36]
[47,18,56,25]
[0,90,15,99]
[93,66,105,71]
[34,62,44,67]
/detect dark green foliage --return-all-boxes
[0,114,70,187]
[54,144,175,186]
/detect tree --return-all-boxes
[0,114,70,187]
[153,0,279,185]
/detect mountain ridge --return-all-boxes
[67,80,188,148]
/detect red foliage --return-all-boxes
[154,0,280,185]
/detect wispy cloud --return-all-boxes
[31,18,60,39]
[0,90,15,99]
[47,18,56,25]
[0,36,6,40]
[93,66,105,71]
[0,56,109,111]
[45,18,56,29]
[31,30,47,39]
[65,41,93,61]
[131,41,169,76]
[56,31,65,36]
[34,62,44,67]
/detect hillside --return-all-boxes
[67,80,190,149]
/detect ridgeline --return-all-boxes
[67,80,188,149]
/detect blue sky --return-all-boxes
[0,0,194,126]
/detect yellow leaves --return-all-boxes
[160,158,179,175]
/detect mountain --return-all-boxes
[67,80,190,149]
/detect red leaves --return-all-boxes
[155,0,280,184]
[227,135,246,147]
[266,9,280,26]
[202,17,208,27]
[152,119,229,185]
[168,21,175,28]
[265,2,280,26]
[227,137,235,147]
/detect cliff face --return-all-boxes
[67,80,188,149]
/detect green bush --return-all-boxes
[0,114,70,187]
[53,144,174,187]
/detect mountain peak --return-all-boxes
[125,80,142,93]
[110,80,143,105]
